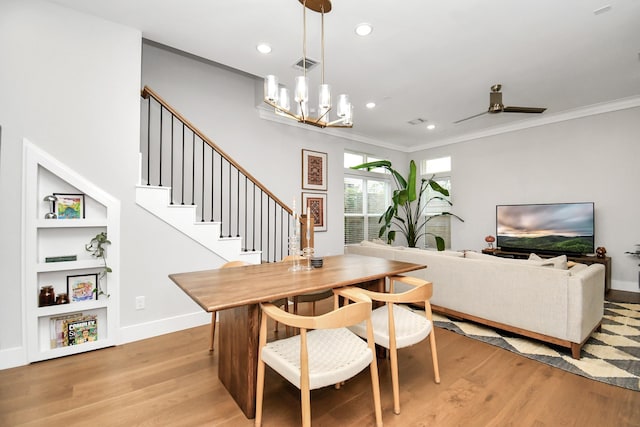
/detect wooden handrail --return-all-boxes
[141,86,293,216]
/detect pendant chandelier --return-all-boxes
[263,0,353,128]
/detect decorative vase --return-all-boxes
[39,285,55,307]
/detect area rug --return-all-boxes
[430,301,640,391]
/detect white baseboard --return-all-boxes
[611,279,639,294]
[0,346,27,370]
[1,312,211,371]
[118,311,211,345]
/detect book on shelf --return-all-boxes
[45,255,77,263]
[49,313,98,348]
[50,313,82,349]
[67,315,98,345]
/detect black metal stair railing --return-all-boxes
[140,86,296,263]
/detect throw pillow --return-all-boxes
[529,253,568,270]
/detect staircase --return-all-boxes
[137,86,302,263]
[136,185,261,263]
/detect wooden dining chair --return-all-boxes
[344,275,440,415]
[255,288,383,427]
[280,255,333,316]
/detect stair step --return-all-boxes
[135,185,261,264]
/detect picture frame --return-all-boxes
[54,193,85,219]
[301,149,327,191]
[302,192,327,232]
[67,274,98,302]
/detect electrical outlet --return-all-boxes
[135,296,145,310]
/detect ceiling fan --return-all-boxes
[454,84,546,124]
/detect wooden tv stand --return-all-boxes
[482,249,611,294]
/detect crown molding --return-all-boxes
[258,96,640,153]
[407,95,640,152]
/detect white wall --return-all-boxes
[140,42,407,258]
[414,107,640,292]
[0,0,139,366]
[2,0,635,370]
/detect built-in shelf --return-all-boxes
[36,259,103,272]
[37,219,108,228]
[36,299,108,317]
[24,139,120,363]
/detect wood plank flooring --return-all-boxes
[1,307,639,427]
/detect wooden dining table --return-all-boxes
[168,253,426,418]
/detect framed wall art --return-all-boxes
[302,192,327,232]
[301,149,327,191]
[54,193,85,219]
[67,273,98,302]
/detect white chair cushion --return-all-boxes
[261,327,373,390]
[349,304,432,349]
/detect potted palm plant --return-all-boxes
[351,159,463,250]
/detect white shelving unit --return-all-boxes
[23,140,120,362]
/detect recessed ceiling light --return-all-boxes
[366,102,376,109]
[355,23,373,36]
[257,43,272,54]
[427,124,436,130]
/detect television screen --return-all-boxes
[496,202,594,255]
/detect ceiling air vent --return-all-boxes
[293,57,319,71]
[408,118,428,125]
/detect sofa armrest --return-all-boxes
[566,264,605,343]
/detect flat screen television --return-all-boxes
[496,202,594,256]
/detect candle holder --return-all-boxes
[301,247,315,271]
[43,194,57,219]
[288,235,302,272]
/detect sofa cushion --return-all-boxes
[465,250,552,267]
[529,253,568,270]
[569,263,588,274]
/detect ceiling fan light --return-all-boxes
[294,76,309,103]
[264,75,279,103]
[337,94,350,117]
[318,83,331,109]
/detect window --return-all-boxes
[421,157,453,249]
[344,152,390,244]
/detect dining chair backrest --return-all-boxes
[255,288,383,427]
[343,275,440,415]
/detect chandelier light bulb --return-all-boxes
[276,87,291,116]
[337,94,350,118]
[343,103,354,126]
[318,83,331,109]
[297,100,309,119]
[264,75,279,103]
[294,76,309,103]
[262,0,352,128]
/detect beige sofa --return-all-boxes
[345,241,605,359]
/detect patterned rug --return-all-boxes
[430,301,640,391]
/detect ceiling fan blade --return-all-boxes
[453,111,487,124]
[503,106,547,114]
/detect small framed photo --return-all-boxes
[302,149,327,191]
[302,192,327,232]
[67,274,98,302]
[54,193,85,219]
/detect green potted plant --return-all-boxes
[85,231,111,297]
[351,159,463,250]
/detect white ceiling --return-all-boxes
[49,0,640,151]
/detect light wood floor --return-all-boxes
[1,306,639,427]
